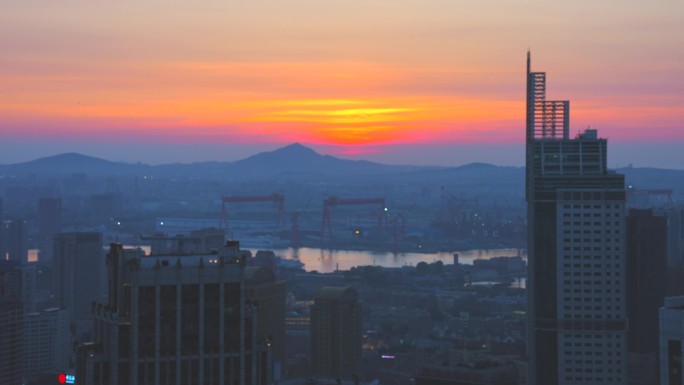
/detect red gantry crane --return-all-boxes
[220,193,285,232]
[321,196,386,242]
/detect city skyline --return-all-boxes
[2,1,684,167]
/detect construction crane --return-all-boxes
[220,193,285,231]
[321,196,386,242]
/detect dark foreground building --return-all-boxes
[626,208,667,385]
[0,260,23,385]
[310,287,362,381]
[415,362,518,385]
[526,52,627,385]
[76,241,271,385]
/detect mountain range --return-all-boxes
[0,143,432,178]
[0,143,682,193]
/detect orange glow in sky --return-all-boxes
[1,1,683,166]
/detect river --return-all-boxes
[245,247,527,273]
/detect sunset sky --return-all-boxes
[2,0,683,167]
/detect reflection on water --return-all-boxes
[246,247,527,273]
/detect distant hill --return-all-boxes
[0,152,148,176]
[619,167,684,197]
[0,145,682,193]
[226,143,431,178]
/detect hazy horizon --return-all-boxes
[2,1,683,170]
[1,140,683,170]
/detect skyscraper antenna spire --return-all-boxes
[527,50,531,75]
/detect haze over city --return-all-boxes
[4,2,684,385]
[2,0,684,167]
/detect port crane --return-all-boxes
[220,193,285,231]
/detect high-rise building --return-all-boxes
[627,208,668,385]
[659,296,684,385]
[76,241,270,385]
[245,266,287,380]
[37,197,63,261]
[23,307,70,379]
[0,198,4,259]
[526,53,627,385]
[310,286,362,380]
[656,206,684,267]
[21,262,38,313]
[53,232,104,342]
[0,260,23,385]
[4,219,27,262]
[38,197,62,238]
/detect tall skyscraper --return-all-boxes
[0,260,23,385]
[53,232,104,342]
[4,219,27,262]
[310,286,362,380]
[626,208,668,385]
[76,241,270,385]
[526,53,627,385]
[245,266,287,380]
[38,197,62,238]
[659,296,684,385]
[23,307,70,379]
[0,198,4,259]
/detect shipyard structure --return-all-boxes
[525,53,627,385]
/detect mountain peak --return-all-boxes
[238,143,321,166]
[272,143,318,156]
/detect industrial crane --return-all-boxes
[321,196,386,242]
[219,193,285,231]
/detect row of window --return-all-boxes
[563,246,621,252]
[563,366,622,372]
[563,333,623,339]
[563,263,621,268]
[562,204,622,209]
[563,229,618,235]
[562,280,622,286]
[563,271,621,276]
[563,376,623,383]
[562,255,622,260]
[564,350,623,356]
[562,237,622,243]
[562,306,622,312]
[563,289,621,295]
[562,297,622,303]
[562,311,625,320]
[562,212,621,218]
[562,221,621,226]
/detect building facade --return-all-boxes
[38,197,62,238]
[23,307,70,378]
[627,208,668,385]
[526,53,627,385]
[0,260,23,385]
[53,232,104,343]
[310,286,362,380]
[659,296,684,385]
[76,241,270,385]
[245,266,287,380]
[4,219,27,262]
